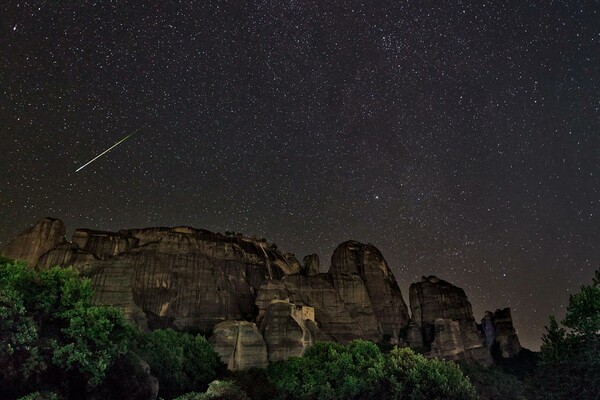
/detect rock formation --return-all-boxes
[2,217,66,267]
[482,308,522,358]
[407,276,493,366]
[330,241,410,340]
[211,321,268,371]
[302,254,320,276]
[2,218,524,370]
[260,300,314,362]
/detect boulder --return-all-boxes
[211,321,268,371]
[1,217,66,267]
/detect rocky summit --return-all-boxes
[2,218,524,370]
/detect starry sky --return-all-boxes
[1,1,599,350]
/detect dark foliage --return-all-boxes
[527,269,600,400]
[134,328,225,399]
[0,259,132,399]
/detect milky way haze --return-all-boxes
[1,1,598,349]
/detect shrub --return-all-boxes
[135,328,224,399]
[0,259,132,399]
[268,340,386,400]
[386,347,478,400]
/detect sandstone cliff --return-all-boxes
[407,275,493,366]
[2,218,524,370]
[482,308,522,359]
[2,217,67,267]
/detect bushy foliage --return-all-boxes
[268,340,477,400]
[460,364,526,400]
[528,269,600,400]
[229,368,278,400]
[174,380,251,400]
[135,328,224,399]
[16,392,59,400]
[268,340,386,400]
[386,347,478,400]
[0,259,132,398]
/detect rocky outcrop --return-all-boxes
[2,217,66,267]
[3,219,303,332]
[211,321,268,371]
[482,308,522,358]
[408,276,493,366]
[302,254,320,276]
[260,300,314,362]
[2,218,525,369]
[257,274,363,343]
[72,229,138,258]
[330,241,410,340]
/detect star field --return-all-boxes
[1,1,599,349]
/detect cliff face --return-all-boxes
[2,217,67,267]
[2,218,522,370]
[331,241,410,340]
[407,276,493,366]
[482,308,522,359]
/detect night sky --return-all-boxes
[1,1,599,350]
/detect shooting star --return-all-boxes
[76,127,142,172]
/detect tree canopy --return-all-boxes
[529,269,600,400]
[0,258,132,398]
[268,340,477,400]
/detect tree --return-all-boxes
[0,258,132,399]
[135,328,224,399]
[529,269,600,400]
[460,364,526,400]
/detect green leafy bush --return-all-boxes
[461,364,526,400]
[386,347,478,400]
[229,368,278,400]
[174,380,251,400]
[135,328,224,399]
[0,259,132,398]
[268,340,477,400]
[268,340,386,400]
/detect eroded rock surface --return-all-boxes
[408,276,493,366]
[2,217,66,267]
[211,321,268,371]
[256,274,360,342]
[482,308,522,358]
[2,219,300,333]
[302,254,320,276]
[330,241,410,340]
[2,218,525,369]
[260,300,314,362]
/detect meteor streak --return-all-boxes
[76,128,141,172]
